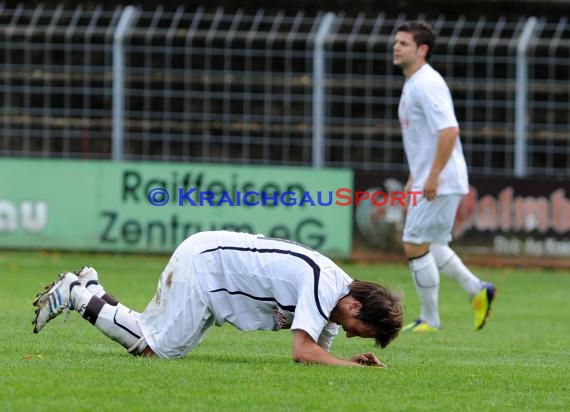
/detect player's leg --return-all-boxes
[33,272,150,355]
[401,197,443,331]
[402,195,466,331]
[74,266,149,347]
[428,203,497,330]
[430,244,496,329]
[74,266,117,303]
[74,266,140,315]
[402,242,441,331]
[430,243,483,295]
[74,286,148,355]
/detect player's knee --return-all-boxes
[404,242,429,259]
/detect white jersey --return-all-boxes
[398,63,469,195]
[192,231,351,344]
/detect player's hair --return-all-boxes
[396,21,437,61]
[349,280,403,348]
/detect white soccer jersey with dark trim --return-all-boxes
[398,63,469,195]
[191,231,352,344]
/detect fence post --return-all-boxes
[514,17,537,177]
[112,5,138,161]
[312,12,335,168]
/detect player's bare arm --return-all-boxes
[292,330,379,367]
[424,126,460,200]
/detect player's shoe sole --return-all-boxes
[473,283,497,330]
[32,272,80,333]
[402,319,439,333]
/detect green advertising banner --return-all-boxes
[0,159,353,257]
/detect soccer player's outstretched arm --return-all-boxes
[292,330,381,367]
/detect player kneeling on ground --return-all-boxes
[32,230,403,367]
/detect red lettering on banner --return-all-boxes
[455,186,570,237]
[474,195,498,231]
[335,188,352,206]
[551,189,570,233]
[513,197,548,232]
[371,191,388,206]
[354,191,370,206]
[499,187,513,231]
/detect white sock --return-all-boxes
[430,244,483,297]
[409,252,440,328]
[84,280,135,314]
[71,286,145,354]
[85,282,105,298]
[69,283,95,311]
[93,304,143,352]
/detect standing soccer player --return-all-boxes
[392,21,496,332]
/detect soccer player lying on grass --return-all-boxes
[32,230,403,367]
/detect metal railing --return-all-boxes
[0,5,569,176]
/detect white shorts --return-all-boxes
[138,237,215,358]
[402,194,463,245]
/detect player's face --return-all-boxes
[331,295,377,339]
[341,316,376,339]
[392,31,421,69]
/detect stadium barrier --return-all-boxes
[0,158,353,257]
[0,6,569,178]
[3,159,570,266]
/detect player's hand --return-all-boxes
[423,174,439,201]
[350,352,386,367]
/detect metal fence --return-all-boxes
[0,5,569,176]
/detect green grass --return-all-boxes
[1,250,569,411]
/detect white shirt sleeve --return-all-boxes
[290,268,350,342]
[416,76,458,134]
[317,322,339,352]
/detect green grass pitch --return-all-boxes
[1,250,569,411]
